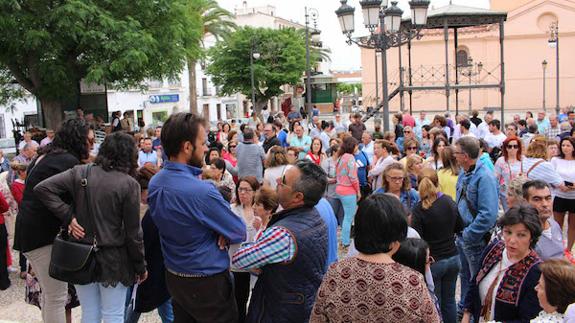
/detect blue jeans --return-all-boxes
[431,254,461,323]
[456,236,487,313]
[125,293,174,323]
[75,282,128,323]
[499,185,508,212]
[337,193,357,246]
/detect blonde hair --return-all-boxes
[406,154,424,175]
[526,135,548,159]
[417,168,439,209]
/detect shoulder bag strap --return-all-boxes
[526,160,545,178]
[80,164,98,247]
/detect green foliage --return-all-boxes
[206,27,309,106]
[0,0,202,103]
[337,83,362,96]
[0,65,27,108]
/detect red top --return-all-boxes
[11,181,24,206]
[0,191,10,225]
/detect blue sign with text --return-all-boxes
[149,94,179,104]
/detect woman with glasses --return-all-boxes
[335,136,360,248]
[412,169,463,323]
[494,136,523,211]
[222,140,239,182]
[400,138,419,168]
[230,176,260,323]
[374,162,420,212]
[550,137,575,252]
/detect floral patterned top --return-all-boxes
[310,257,441,323]
[530,311,564,322]
[494,157,522,188]
[335,153,359,196]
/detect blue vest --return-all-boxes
[246,206,328,323]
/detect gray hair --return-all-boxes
[455,136,480,159]
[507,176,529,201]
[292,160,327,207]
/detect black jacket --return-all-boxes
[135,210,171,312]
[14,152,80,253]
[262,135,281,153]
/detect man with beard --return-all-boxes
[523,180,564,260]
[148,112,247,322]
[233,160,328,323]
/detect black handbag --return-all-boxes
[49,164,98,285]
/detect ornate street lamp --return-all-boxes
[548,22,559,115]
[542,59,548,112]
[335,0,430,131]
[305,7,319,118]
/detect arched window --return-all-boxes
[456,49,469,67]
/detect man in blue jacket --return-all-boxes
[148,112,246,322]
[453,136,499,316]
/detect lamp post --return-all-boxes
[336,0,430,131]
[548,22,559,115]
[250,45,260,114]
[459,57,483,113]
[542,59,548,112]
[305,7,319,118]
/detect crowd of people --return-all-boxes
[1,106,575,323]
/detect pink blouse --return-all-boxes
[335,153,359,196]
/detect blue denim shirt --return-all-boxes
[148,161,246,275]
[374,188,420,211]
[456,159,499,245]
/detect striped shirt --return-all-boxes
[522,157,563,187]
[232,226,296,270]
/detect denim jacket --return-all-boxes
[456,159,499,245]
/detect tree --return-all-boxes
[0,66,27,110]
[337,83,362,96]
[207,27,314,116]
[188,0,236,113]
[0,0,202,128]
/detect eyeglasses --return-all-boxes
[238,188,254,193]
[407,146,418,151]
[386,176,404,182]
[506,145,519,149]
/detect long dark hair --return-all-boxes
[392,238,429,278]
[38,119,90,160]
[95,132,138,176]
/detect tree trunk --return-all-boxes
[188,59,198,113]
[40,98,64,129]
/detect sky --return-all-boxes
[217,0,491,71]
